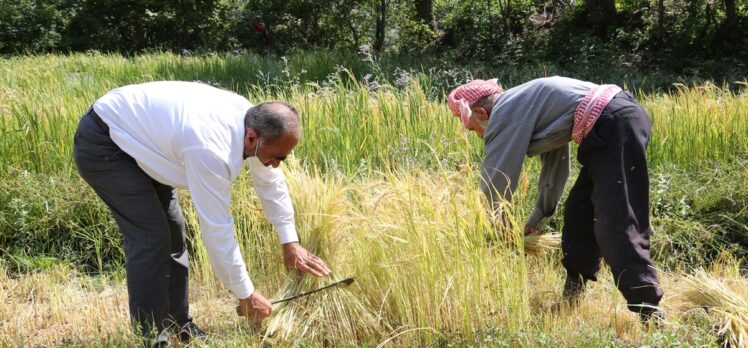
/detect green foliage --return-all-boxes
[0,167,123,273]
[0,0,72,53]
[1,250,64,274]
[241,0,373,51]
[1,53,746,275]
[62,0,236,52]
[0,0,745,80]
[394,15,438,53]
[650,162,748,269]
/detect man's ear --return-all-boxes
[472,107,490,121]
[245,127,259,147]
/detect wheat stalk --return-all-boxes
[679,269,748,347]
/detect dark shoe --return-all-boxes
[177,322,207,342]
[638,307,666,327]
[152,329,172,347]
[551,274,587,313]
[562,273,586,305]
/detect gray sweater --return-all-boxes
[481,76,598,227]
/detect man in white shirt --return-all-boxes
[73,81,331,344]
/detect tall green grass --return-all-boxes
[643,82,748,166]
[2,52,745,176]
[1,51,746,271]
[1,52,747,346]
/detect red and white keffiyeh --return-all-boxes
[447,79,502,127]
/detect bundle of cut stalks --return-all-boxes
[523,233,561,256]
[262,170,384,344]
[263,273,381,343]
[679,269,748,347]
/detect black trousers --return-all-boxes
[561,92,664,312]
[73,109,191,337]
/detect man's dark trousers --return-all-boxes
[73,109,191,337]
[561,92,664,312]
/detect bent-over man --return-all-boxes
[446,76,664,323]
[73,81,331,345]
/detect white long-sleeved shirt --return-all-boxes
[93,81,299,300]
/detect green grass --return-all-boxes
[643,82,748,166]
[2,52,745,174]
[1,52,747,346]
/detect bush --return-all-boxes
[0,0,72,53]
[0,167,122,273]
[650,161,748,269]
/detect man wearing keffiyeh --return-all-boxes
[447,76,664,324]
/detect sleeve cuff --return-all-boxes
[276,223,299,244]
[526,207,546,228]
[230,279,255,300]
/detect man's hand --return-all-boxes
[524,224,541,236]
[238,291,272,321]
[282,242,332,277]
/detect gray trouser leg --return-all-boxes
[73,110,190,338]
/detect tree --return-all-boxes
[712,0,740,49]
[0,0,71,53]
[497,0,515,36]
[657,0,665,37]
[374,0,391,53]
[718,0,737,33]
[415,0,437,31]
[583,0,617,36]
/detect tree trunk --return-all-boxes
[374,0,387,53]
[584,0,617,37]
[415,0,437,31]
[713,0,738,48]
[657,0,665,36]
[495,0,512,36]
[722,0,736,29]
[502,0,513,35]
[349,21,360,48]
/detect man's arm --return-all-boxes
[480,111,535,225]
[526,144,570,231]
[184,149,277,321]
[183,149,254,300]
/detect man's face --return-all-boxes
[245,129,299,168]
[465,107,489,139]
